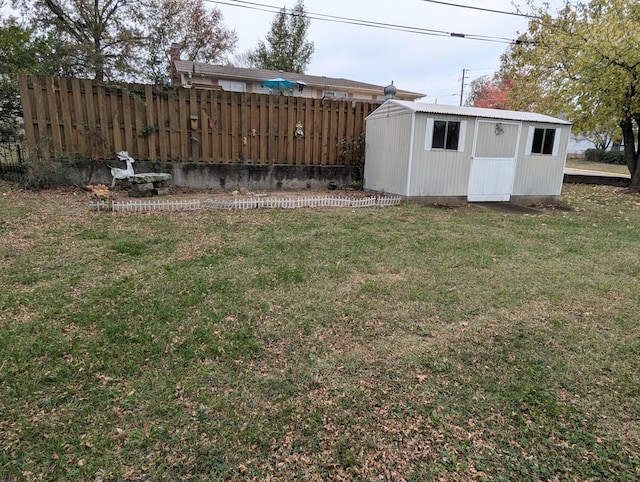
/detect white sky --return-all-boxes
[212,0,566,104]
[1,0,567,105]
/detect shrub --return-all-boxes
[584,148,626,165]
[23,156,73,190]
[21,140,85,189]
[338,134,365,167]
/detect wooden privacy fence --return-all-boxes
[18,74,379,166]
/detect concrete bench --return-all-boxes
[128,173,172,197]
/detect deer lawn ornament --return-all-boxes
[109,151,135,187]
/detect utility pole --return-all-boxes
[460,68,468,106]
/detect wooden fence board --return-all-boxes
[278,96,288,164]
[239,92,248,161]
[248,94,258,160]
[31,77,49,152]
[17,74,380,166]
[69,78,86,157]
[96,84,111,158]
[188,88,198,162]
[177,88,188,161]
[168,92,179,160]
[209,93,219,162]
[337,102,346,165]
[303,98,313,165]
[230,92,240,162]
[45,77,63,155]
[81,79,99,160]
[17,76,35,153]
[156,90,168,161]
[110,88,123,153]
[259,95,268,162]
[220,92,230,162]
[200,90,210,162]
[121,87,133,156]
[286,97,295,164]
[320,100,330,164]
[58,78,74,155]
[267,96,276,163]
[31,77,49,153]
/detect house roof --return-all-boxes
[173,61,425,100]
[375,99,572,125]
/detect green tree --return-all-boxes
[143,0,237,84]
[0,76,22,135]
[0,18,56,134]
[0,21,56,74]
[16,0,237,83]
[503,0,640,191]
[17,0,144,81]
[248,0,314,74]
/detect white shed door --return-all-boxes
[468,121,521,202]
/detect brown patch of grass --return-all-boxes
[1,182,639,480]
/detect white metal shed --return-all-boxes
[364,100,572,203]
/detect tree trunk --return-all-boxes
[620,118,640,192]
[631,167,640,193]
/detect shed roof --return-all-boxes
[372,100,572,125]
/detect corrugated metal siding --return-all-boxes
[365,102,571,199]
[407,115,474,196]
[513,124,571,196]
[474,121,520,158]
[364,112,412,195]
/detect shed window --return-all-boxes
[432,120,461,150]
[531,128,555,155]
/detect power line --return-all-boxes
[420,0,539,19]
[210,0,526,45]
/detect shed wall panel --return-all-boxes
[407,114,474,196]
[474,121,520,158]
[364,113,412,195]
[513,124,571,196]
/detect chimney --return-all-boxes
[170,43,181,85]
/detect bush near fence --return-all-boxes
[584,148,626,165]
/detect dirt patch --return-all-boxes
[470,202,546,215]
[102,185,372,202]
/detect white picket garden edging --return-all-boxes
[90,195,402,213]
[91,199,201,212]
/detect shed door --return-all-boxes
[468,121,521,202]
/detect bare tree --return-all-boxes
[143,0,237,84]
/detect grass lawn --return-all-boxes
[1,183,639,481]
[565,158,630,175]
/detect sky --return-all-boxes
[0,0,566,105]
[211,0,566,104]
